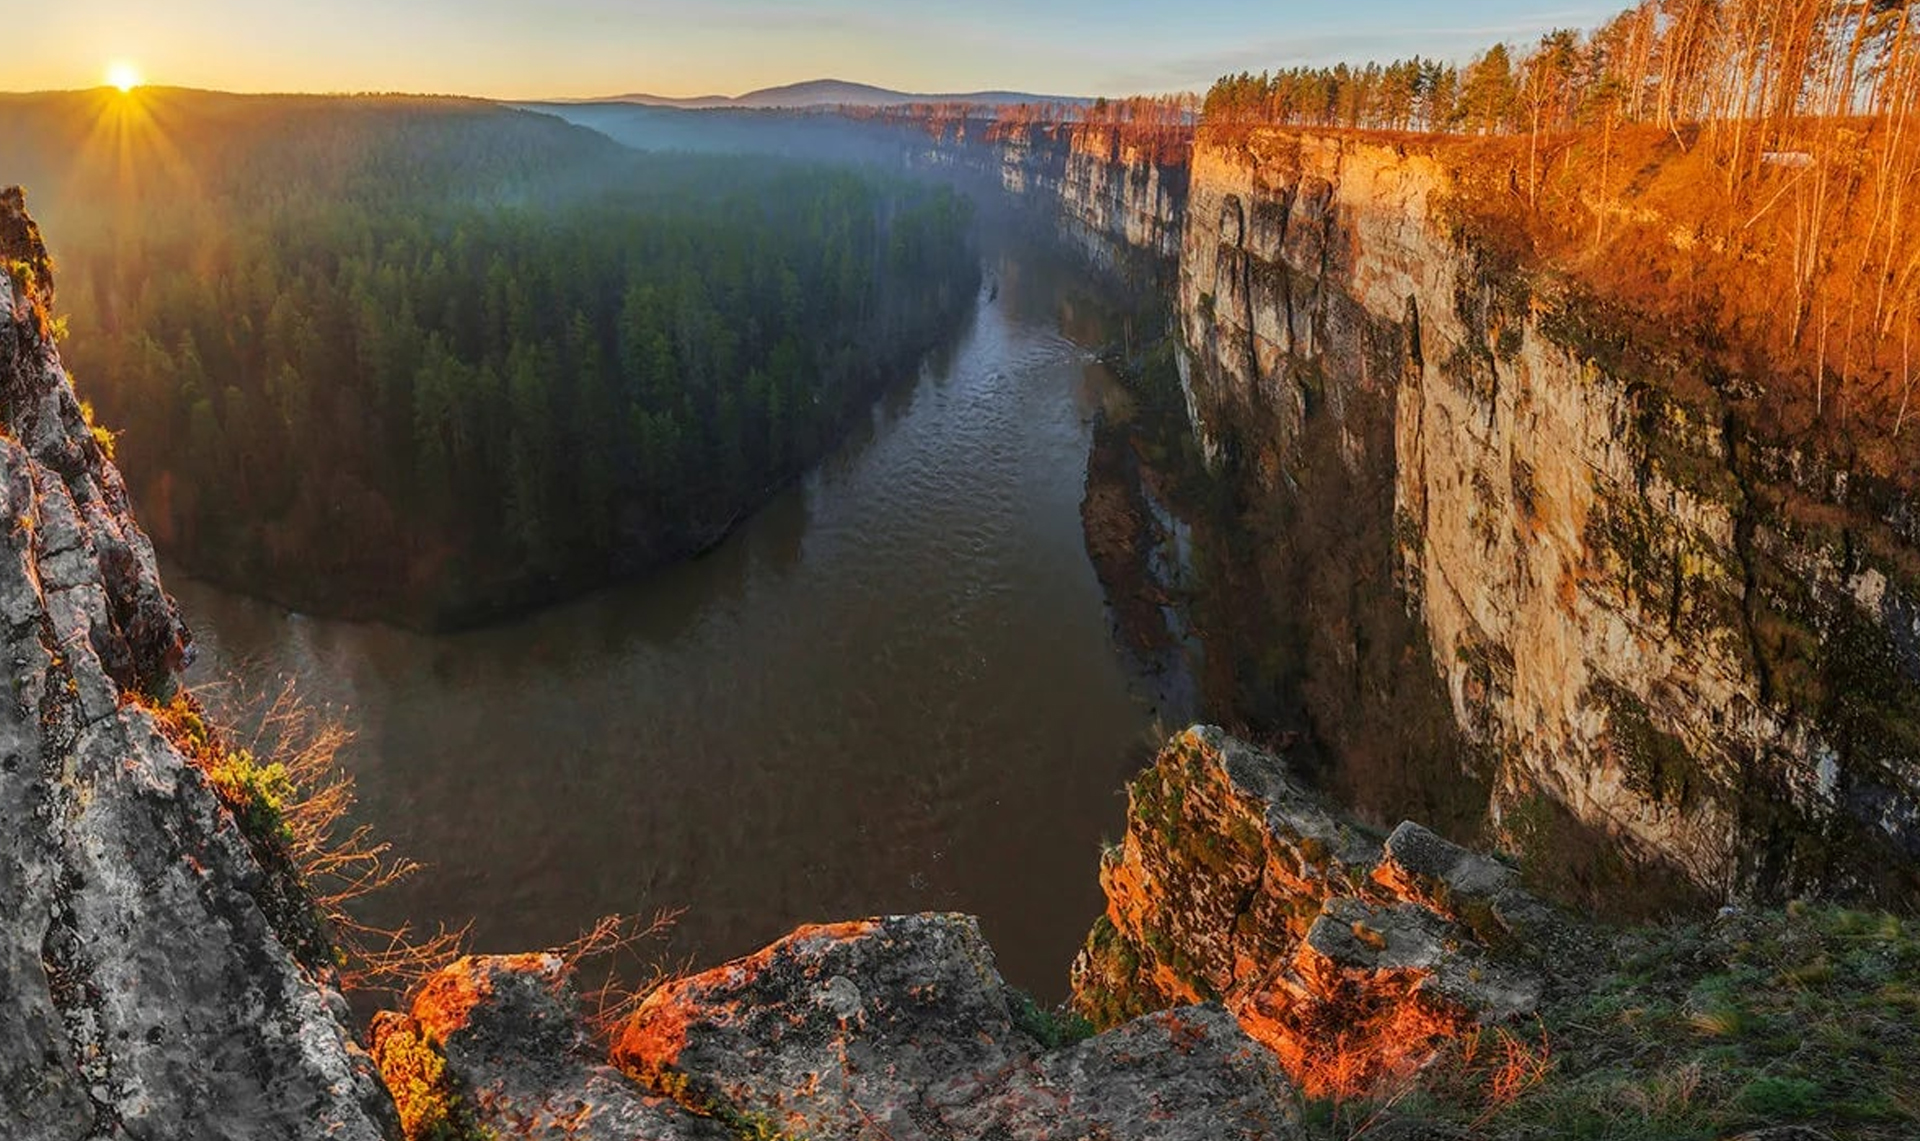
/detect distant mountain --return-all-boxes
[559,78,1087,109]
[583,92,735,109]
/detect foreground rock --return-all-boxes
[1072,726,1568,1095]
[615,913,1298,1140]
[372,954,726,1140]
[384,914,1300,1140]
[0,187,395,1139]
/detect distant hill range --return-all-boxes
[555,79,1089,109]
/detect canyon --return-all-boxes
[948,116,1920,907]
[4,100,1919,1138]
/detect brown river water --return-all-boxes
[175,246,1182,1002]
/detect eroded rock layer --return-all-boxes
[1177,130,1920,902]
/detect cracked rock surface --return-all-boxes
[0,187,395,1141]
[1072,726,1565,1095]
[606,913,1302,1140]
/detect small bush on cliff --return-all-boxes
[78,399,115,459]
[205,748,296,847]
[368,1012,492,1141]
[145,683,466,992]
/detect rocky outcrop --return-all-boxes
[0,187,395,1139]
[374,915,1301,1140]
[1176,130,1920,903]
[371,954,726,1140]
[1070,727,1561,1096]
[611,913,1300,1140]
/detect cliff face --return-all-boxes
[1175,130,1920,901]
[0,188,395,1139]
[1053,127,1186,267]
[906,121,1187,273]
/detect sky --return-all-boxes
[15,1,1629,100]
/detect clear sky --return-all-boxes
[17,1,1628,99]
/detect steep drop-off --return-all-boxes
[1175,129,1920,903]
[2,183,1304,1138]
[894,116,1187,278]
[0,188,396,1140]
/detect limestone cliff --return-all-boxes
[0,188,396,1140]
[1175,130,1920,903]
[903,119,1187,273]
[1052,126,1186,268]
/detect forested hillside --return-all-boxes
[0,90,977,623]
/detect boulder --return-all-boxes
[375,954,723,1140]
[613,913,1302,1140]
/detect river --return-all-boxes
[175,244,1178,1002]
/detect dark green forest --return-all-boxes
[0,91,978,623]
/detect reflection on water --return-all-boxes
[178,246,1165,1000]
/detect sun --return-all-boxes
[105,61,142,93]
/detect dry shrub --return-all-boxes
[170,677,693,1049]
[1440,1022,1555,1125]
[549,909,687,1042]
[154,677,469,997]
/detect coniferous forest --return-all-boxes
[0,91,978,623]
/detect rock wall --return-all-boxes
[904,120,1187,274]
[1053,127,1186,268]
[0,188,395,1140]
[1175,130,1920,902]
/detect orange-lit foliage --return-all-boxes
[1418,1023,1556,1125]
[1077,95,1196,166]
[551,909,684,1043]
[1204,0,1920,467]
[1421,119,1920,481]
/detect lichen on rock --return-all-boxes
[605,913,1303,1140]
[1071,726,1565,1097]
[377,953,726,1140]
